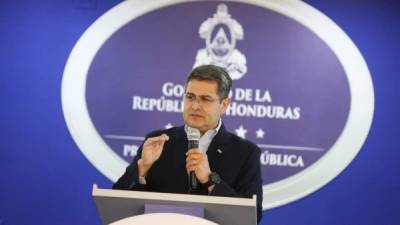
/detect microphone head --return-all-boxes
[187,126,201,141]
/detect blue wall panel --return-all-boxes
[0,1,399,225]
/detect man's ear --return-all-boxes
[220,97,231,114]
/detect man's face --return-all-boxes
[183,79,230,135]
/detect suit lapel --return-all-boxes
[207,124,231,172]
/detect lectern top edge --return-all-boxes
[92,184,256,207]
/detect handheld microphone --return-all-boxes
[186,127,200,190]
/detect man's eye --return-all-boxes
[185,94,195,100]
[203,98,213,102]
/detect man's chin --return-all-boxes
[185,120,203,130]
[187,123,201,129]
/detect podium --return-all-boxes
[92,184,257,225]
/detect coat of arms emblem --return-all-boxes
[193,4,247,80]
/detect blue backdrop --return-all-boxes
[1,1,399,225]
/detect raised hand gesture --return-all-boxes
[138,134,169,176]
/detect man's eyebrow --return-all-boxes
[199,95,214,99]
[185,92,214,98]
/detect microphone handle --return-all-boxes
[190,171,197,189]
[188,140,198,149]
[188,140,199,189]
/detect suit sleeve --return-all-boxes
[210,143,263,224]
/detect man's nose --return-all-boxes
[191,99,201,109]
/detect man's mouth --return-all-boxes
[189,113,203,118]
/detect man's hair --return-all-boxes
[186,64,232,100]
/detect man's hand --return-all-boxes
[186,148,211,183]
[138,134,169,176]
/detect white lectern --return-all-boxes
[92,184,257,225]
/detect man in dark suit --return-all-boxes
[113,64,263,223]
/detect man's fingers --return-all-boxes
[186,153,203,164]
[186,148,202,156]
[142,134,169,164]
[185,149,211,183]
[186,158,197,167]
[186,154,205,170]
[145,134,169,145]
[186,153,199,160]
[150,134,169,142]
[160,134,169,141]
[186,163,198,172]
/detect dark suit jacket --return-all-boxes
[113,124,263,223]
